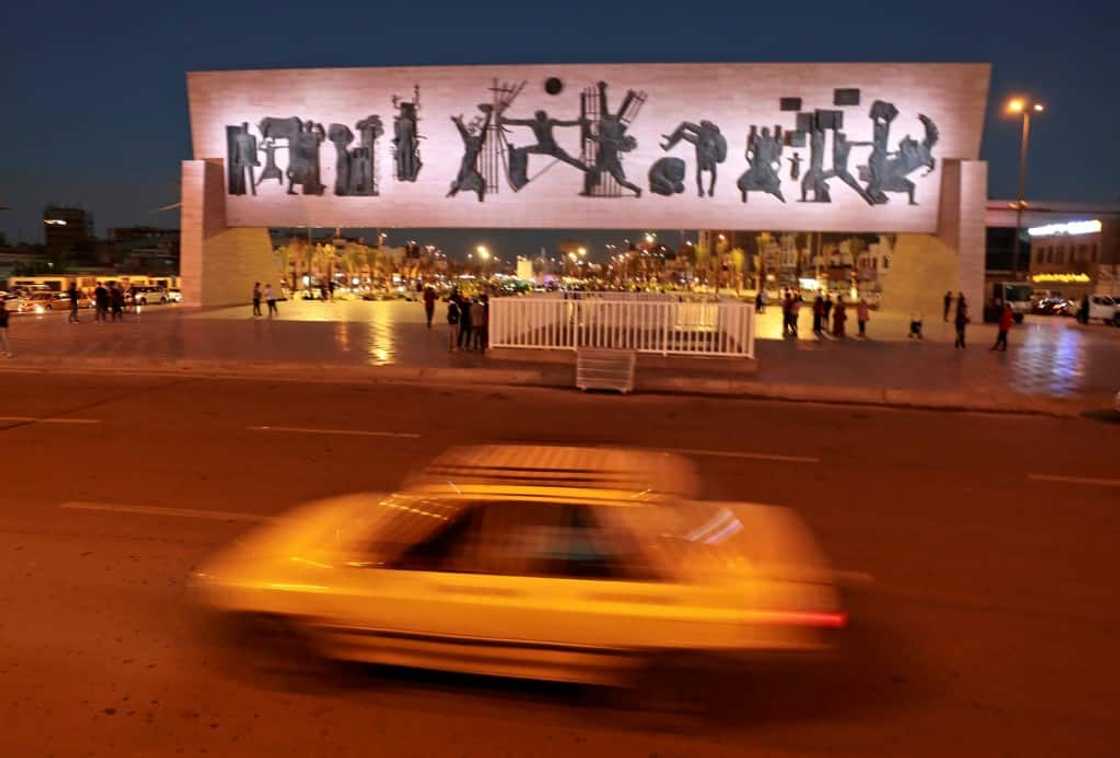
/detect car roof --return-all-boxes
[404,444,700,500]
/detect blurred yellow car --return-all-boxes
[194,445,844,684]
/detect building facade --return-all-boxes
[985,201,1120,300]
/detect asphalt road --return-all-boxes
[0,372,1117,757]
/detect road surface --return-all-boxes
[1,372,1116,756]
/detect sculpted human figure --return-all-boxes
[448,105,494,202]
[392,91,423,182]
[648,157,686,196]
[737,126,785,203]
[256,138,283,188]
[582,81,641,198]
[787,152,802,181]
[800,126,831,202]
[226,122,260,196]
[287,119,325,195]
[328,124,355,196]
[660,120,727,197]
[499,108,588,190]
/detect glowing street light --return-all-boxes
[476,245,491,261]
[1005,95,1046,278]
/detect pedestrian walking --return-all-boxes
[857,299,870,338]
[252,282,263,317]
[473,296,489,352]
[265,284,278,317]
[94,283,109,323]
[68,282,81,324]
[110,283,125,321]
[991,302,1013,351]
[954,293,969,349]
[0,298,12,358]
[790,295,801,337]
[458,296,474,350]
[1077,294,1090,324]
[781,290,793,336]
[423,285,437,328]
[447,295,461,351]
[812,293,824,336]
[823,293,834,323]
[831,297,847,338]
[754,290,765,314]
[943,290,953,322]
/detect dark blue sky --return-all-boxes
[2,0,1118,249]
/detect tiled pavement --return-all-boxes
[3,299,1118,402]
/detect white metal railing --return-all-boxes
[531,290,734,303]
[490,298,754,358]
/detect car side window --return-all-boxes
[385,505,480,572]
[455,502,656,582]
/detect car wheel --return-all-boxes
[160,297,167,304]
[210,612,335,684]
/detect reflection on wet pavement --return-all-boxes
[7,300,1118,399]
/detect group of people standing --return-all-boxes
[81,282,128,323]
[250,283,279,317]
[778,289,870,339]
[444,289,489,352]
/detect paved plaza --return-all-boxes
[2,299,1117,410]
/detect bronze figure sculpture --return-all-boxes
[448,105,494,202]
[660,120,727,197]
[737,126,786,203]
[498,108,588,191]
[392,87,423,183]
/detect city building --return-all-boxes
[42,206,93,258]
[985,200,1120,299]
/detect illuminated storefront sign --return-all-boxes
[1027,220,1102,237]
[1031,272,1091,284]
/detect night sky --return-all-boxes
[2,0,1118,257]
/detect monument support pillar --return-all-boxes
[882,159,987,317]
[938,158,987,312]
[180,158,277,307]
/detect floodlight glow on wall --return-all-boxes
[43,218,68,226]
[1027,220,1102,237]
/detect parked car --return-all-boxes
[1033,296,1074,316]
[15,291,63,313]
[1084,295,1119,325]
[128,286,169,305]
[195,445,844,685]
[167,289,182,304]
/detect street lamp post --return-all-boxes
[1007,97,1045,280]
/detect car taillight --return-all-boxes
[746,609,847,629]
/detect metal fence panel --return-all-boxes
[490,297,754,358]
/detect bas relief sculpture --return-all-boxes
[392,87,423,183]
[223,81,940,208]
[660,120,727,198]
[447,105,493,202]
[648,157,687,196]
[738,126,786,203]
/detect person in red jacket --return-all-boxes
[991,302,1013,351]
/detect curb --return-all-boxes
[0,357,1097,417]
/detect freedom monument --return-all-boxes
[182,62,990,311]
